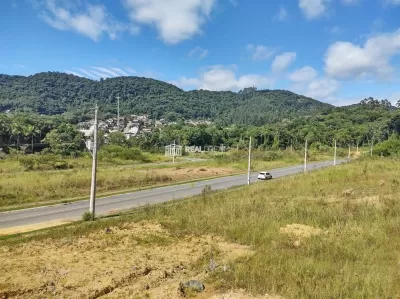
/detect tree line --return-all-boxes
[1,97,399,157]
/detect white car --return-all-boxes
[257,172,273,180]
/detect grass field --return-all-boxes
[1,157,398,298]
[0,149,326,210]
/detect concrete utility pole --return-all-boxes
[173,139,175,164]
[247,137,252,185]
[290,139,293,154]
[348,145,351,161]
[89,104,99,220]
[334,139,337,166]
[370,139,374,157]
[304,139,307,173]
[116,96,120,131]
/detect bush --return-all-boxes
[82,212,94,221]
[19,154,72,171]
[374,135,400,157]
[98,145,150,163]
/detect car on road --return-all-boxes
[258,171,272,180]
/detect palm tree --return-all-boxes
[22,125,40,153]
[11,121,23,147]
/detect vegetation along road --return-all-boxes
[0,159,346,230]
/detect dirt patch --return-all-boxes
[0,220,72,236]
[209,290,283,299]
[279,224,324,248]
[0,221,254,299]
[279,224,322,239]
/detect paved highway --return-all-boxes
[0,160,346,229]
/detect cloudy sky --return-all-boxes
[1,0,400,105]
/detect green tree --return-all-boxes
[44,123,84,156]
[108,132,127,147]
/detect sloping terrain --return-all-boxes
[0,72,332,125]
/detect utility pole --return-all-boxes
[304,139,307,173]
[173,139,175,164]
[348,145,351,161]
[370,138,374,157]
[116,96,120,131]
[334,139,337,166]
[290,139,293,154]
[247,137,252,185]
[89,104,98,220]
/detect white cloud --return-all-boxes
[246,44,275,61]
[123,0,216,44]
[272,52,296,73]
[66,70,83,77]
[289,66,318,82]
[69,67,134,80]
[305,78,340,99]
[188,46,209,59]
[15,64,25,68]
[92,67,121,77]
[126,67,137,74]
[274,6,288,21]
[171,65,274,91]
[299,0,329,19]
[325,29,400,79]
[38,0,129,41]
[110,67,129,76]
[76,68,101,79]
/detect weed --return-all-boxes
[82,212,94,221]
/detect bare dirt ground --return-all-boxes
[0,220,72,236]
[279,224,324,248]
[0,221,278,299]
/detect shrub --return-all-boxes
[98,145,150,163]
[82,212,94,221]
[374,134,400,157]
[19,154,72,171]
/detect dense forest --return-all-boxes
[1,72,400,157]
[0,72,331,125]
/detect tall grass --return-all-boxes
[2,158,399,297]
[0,150,314,209]
[0,167,173,207]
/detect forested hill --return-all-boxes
[0,72,332,125]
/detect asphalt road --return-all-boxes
[0,159,346,229]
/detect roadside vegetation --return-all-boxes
[1,158,398,298]
[0,147,347,210]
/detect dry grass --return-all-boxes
[0,150,317,210]
[1,157,399,298]
[0,221,257,299]
[0,166,237,208]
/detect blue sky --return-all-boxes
[1,0,400,106]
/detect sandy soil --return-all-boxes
[0,221,269,299]
[0,220,72,236]
[279,223,323,248]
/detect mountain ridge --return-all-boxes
[0,72,333,125]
